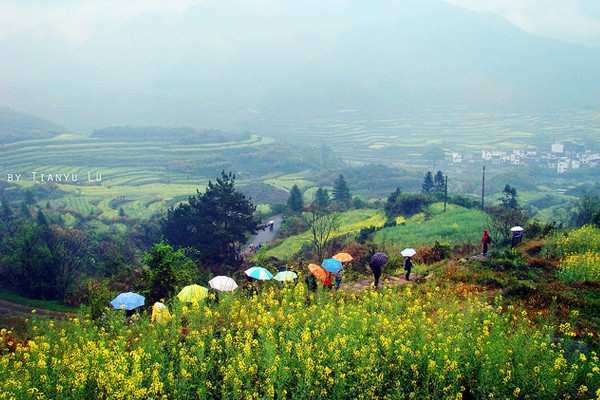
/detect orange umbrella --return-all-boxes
[332,252,353,263]
[307,263,328,284]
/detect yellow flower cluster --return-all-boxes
[559,250,600,282]
[0,284,599,399]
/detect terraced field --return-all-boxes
[250,107,600,165]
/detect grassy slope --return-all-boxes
[373,203,486,251]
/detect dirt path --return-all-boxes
[342,272,423,292]
[0,299,72,319]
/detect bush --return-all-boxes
[416,241,452,264]
[479,249,528,272]
[542,225,600,259]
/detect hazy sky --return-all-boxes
[0,0,599,47]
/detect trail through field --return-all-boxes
[0,299,72,319]
[341,272,425,292]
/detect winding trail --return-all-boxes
[0,299,72,319]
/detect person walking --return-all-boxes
[481,229,492,255]
[404,256,413,281]
[370,261,382,289]
[334,270,343,290]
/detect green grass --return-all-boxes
[373,203,486,251]
[266,209,386,261]
[0,289,77,313]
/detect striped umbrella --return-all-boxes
[245,266,273,280]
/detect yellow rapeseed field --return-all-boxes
[1,283,599,399]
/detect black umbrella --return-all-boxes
[370,252,389,268]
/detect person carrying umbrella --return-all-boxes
[404,256,413,281]
[370,252,388,289]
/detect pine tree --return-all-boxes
[433,171,445,192]
[313,188,330,212]
[385,187,402,218]
[162,171,259,269]
[332,174,351,206]
[422,171,434,193]
[287,185,304,213]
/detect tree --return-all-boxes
[287,185,304,213]
[500,184,519,209]
[141,241,199,305]
[162,171,259,270]
[313,188,330,212]
[302,210,340,259]
[572,193,600,227]
[433,171,445,192]
[2,221,56,299]
[422,171,434,193]
[332,174,351,207]
[485,184,527,244]
[47,226,92,301]
[385,187,402,219]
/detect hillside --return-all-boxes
[0,108,69,144]
[1,223,599,398]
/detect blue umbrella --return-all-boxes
[321,258,343,273]
[245,266,273,280]
[110,292,145,310]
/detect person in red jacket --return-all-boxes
[481,229,492,255]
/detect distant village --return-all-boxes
[450,142,600,175]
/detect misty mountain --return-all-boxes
[0,108,70,144]
[1,0,599,132]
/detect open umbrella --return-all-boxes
[332,252,353,263]
[510,226,524,232]
[151,302,172,324]
[370,252,389,268]
[307,263,328,284]
[177,284,209,302]
[401,248,417,257]
[245,266,273,280]
[110,292,145,310]
[321,258,343,273]
[273,271,298,281]
[208,276,239,292]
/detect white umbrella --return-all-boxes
[401,248,417,257]
[208,276,238,291]
[510,226,524,232]
[273,271,298,281]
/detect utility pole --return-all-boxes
[443,174,448,212]
[481,165,486,210]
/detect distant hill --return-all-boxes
[0,0,598,131]
[0,108,69,144]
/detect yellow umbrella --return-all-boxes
[333,252,353,263]
[177,284,209,302]
[151,302,172,324]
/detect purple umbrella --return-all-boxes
[370,252,389,268]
